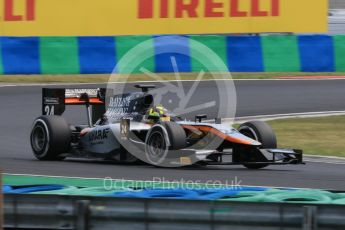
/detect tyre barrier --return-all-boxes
[334,193,345,199]
[220,191,266,202]
[31,186,79,195]
[68,187,132,196]
[191,187,268,200]
[332,198,345,205]
[5,184,67,194]
[3,185,12,193]
[261,190,333,204]
[31,186,133,196]
[112,189,200,199]
[2,185,345,204]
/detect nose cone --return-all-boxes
[225,130,262,146]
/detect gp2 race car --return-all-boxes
[30,85,303,169]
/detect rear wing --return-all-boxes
[42,88,107,123]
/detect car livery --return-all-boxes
[30,85,304,169]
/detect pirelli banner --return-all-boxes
[0,0,327,36]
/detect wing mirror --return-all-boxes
[195,114,207,123]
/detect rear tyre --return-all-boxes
[145,122,186,166]
[30,116,71,161]
[236,120,277,169]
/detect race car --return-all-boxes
[30,85,303,169]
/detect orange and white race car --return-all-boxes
[30,85,303,169]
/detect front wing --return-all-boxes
[179,148,304,166]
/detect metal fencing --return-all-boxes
[329,10,345,34]
[330,0,345,9]
[3,194,345,230]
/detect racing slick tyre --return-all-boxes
[236,120,277,169]
[145,122,186,166]
[30,116,71,161]
[162,122,187,150]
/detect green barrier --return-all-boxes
[32,186,133,196]
[220,191,265,202]
[261,35,300,72]
[261,190,333,204]
[220,189,296,202]
[67,187,132,196]
[40,37,80,74]
[321,191,344,200]
[333,193,345,199]
[263,189,293,195]
[332,198,345,205]
[116,35,155,73]
[189,35,228,72]
[334,35,345,72]
[31,186,78,195]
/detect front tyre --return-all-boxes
[145,122,186,166]
[145,125,168,166]
[237,120,277,169]
[30,116,71,161]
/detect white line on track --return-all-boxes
[203,111,345,124]
[305,154,345,160]
[233,111,345,122]
[1,79,231,88]
[304,155,345,165]
[304,160,345,165]
[1,78,345,88]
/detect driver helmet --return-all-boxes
[147,105,171,122]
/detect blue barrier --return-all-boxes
[3,185,12,193]
[154,35,191,73]
[78,36,116,74]
[6,184,67,194]
[227,36,264,72]
[112,189,200,199]
[111,187,270,200]
[298,35,335,72]
[1,37,40,74]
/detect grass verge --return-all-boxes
[1,72,345,84]
[266,115,345,157]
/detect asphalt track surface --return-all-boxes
[1,79,345,190]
